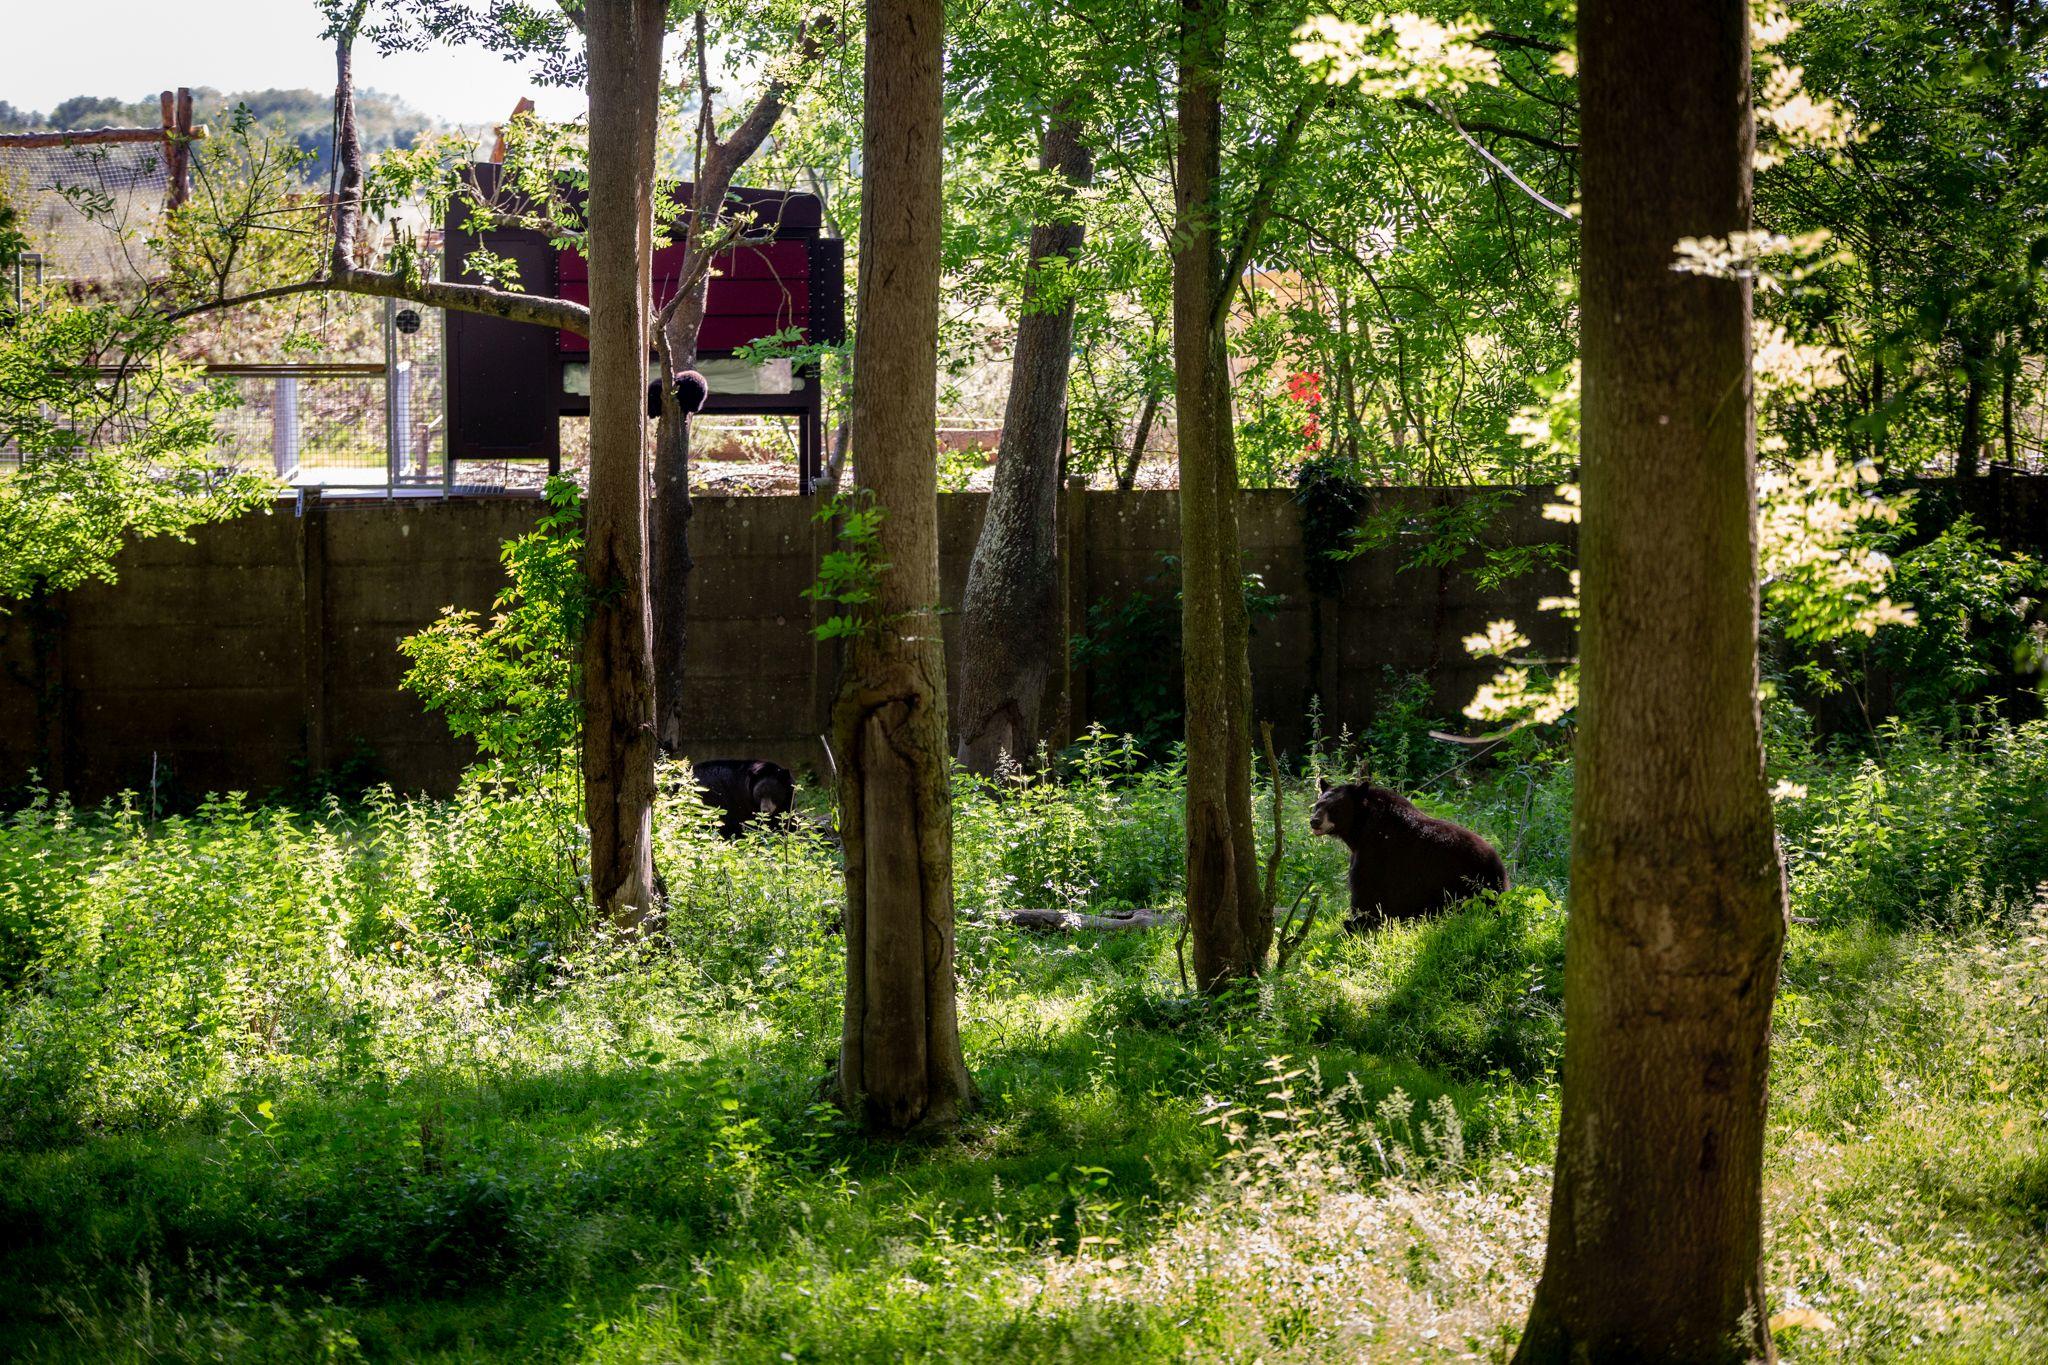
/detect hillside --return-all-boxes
[0,87,446,181]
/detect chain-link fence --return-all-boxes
[5,102,455,494]
[204,301,447,488]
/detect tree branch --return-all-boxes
[1425,97,1575,222]
[1211,88,1329,334]
[168,269,590,333]
[1402,100,1577,155]
[1478,29,1566,55]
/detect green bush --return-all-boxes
[1779,712,2048,928]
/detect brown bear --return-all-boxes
[1309,776,1508,930]
[689,758,797,839]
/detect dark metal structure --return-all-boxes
[442,164,844,490]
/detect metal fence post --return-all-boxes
[394,359,415,478]
[383,296,399,494]
[271,375,299,480]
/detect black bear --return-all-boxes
[690,758,797,838]
[1310,777,1508,929]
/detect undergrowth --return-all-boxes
[0,719,2043,1361]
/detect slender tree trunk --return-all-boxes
[580,0,669,929]
[1119,387,1160,491]
[1515,2,1787,1360]
[652,271,708,755]
[833,0,971,1132]
[1867,239,1886,471]
[2000,344,2018,468]
[1959,341,1987,478]
[651,29,814,752]
[1175,0,1267,990]
[956,119,1092,775]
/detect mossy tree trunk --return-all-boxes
[1515,1,1788,1359]
[580,0,669,929]
[1173,0,1267,990]
[832,0,972,1132]
[956,118,1092,776]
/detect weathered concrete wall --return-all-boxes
[2,483,1567,802]
[7,473,2040,803]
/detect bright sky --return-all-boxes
[0,0,584,126]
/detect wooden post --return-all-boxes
[298,489,329,777]
[161,88,193,210]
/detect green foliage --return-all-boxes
[1342,491,1515,574]
[1759,0,2048,472]
[1292,452,1373,596]
[1864,518,2045,727]
[400,477,589,776]
[1071,556,1283,757]
[1,719,2047,1358]
[0,291,271,600]
[1311,885,1567,1082]
[803,489,889,641]
[953,729,1185,915]
[1778,711,2048,930]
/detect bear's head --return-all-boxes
[747,760,796,816]
[1309,776,1401,842]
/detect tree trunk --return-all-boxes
[1119,387,1160,491]
[1515,2,1787,1361]
[580,0,669,930]
[833,0,971,1132]
[1174,0,1267,990]
[1959,342,1986,478]
[955,119,1092,776]
[651,32,812,753]
[2000,344,2018,468]
[652,278,708,755]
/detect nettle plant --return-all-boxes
[400,477,589,778]
[804,488,889,642]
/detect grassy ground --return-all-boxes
[0,720,2044,1362]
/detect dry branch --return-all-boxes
[0,126,210,149]
[965,907,1182,933]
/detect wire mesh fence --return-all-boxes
[3,103,459,493]
[204,300,449,487]
[0,137,178,287]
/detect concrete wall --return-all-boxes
[0,480,1657,802]
[9,472,2039,804]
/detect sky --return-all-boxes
[0,0,584,126]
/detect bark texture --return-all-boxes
[1174,0,1267,989]
[833,0,972,1132]
[579,0,669,929]
[1515,2,1788,1360]
[955,119,1092,776]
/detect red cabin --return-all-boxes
[442,163,844,491]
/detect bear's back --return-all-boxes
[1345,792,1507,927]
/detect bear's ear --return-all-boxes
[1316,777,1330,794]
